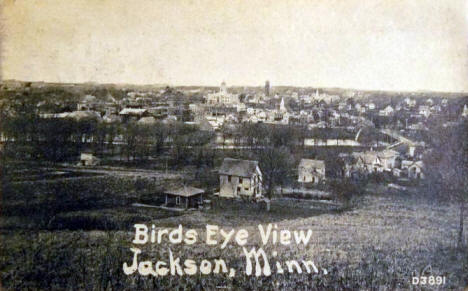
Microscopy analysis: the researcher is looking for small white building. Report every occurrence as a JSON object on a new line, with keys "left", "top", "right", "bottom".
{"left": 379, "top": 105, "right": 394, "bottom": 116}
{"left": 402, "top": 160, "right": 424, "bottom": 179}
{"left": 79, "top": 153, "right": 100, "bottom": 166}
{"left": 298, "top": 159, "right": 326, "bottom": 184}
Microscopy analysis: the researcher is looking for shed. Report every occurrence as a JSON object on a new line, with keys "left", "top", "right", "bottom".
{"left": 164, "top": 186, "right": 205, "bottom": 209}
{"left": 79, "top": 153, "right": 100, "bottom": 166}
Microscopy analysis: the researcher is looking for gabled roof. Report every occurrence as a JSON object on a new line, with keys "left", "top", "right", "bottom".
{"left": 165, "top": 185, "right": 204, "bottom": 197}
{"left": 219, "top": 158, "right": 260, "bottom": 177}
{"left": 402, "top": 160, "right": 424, "bottom": 168}
{"left": 299, "top": 159, "right": 325, "bottom": 169}
{"left": 378, "top": 149, "right": 399, "bottom": 159}
{"left": 353, "top": 151, "right": 381, "bottom": 165}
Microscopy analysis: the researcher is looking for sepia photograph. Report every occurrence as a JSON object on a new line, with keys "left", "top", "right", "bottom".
{"left": 1, "top": 0, "right": 467, "bottom": 289}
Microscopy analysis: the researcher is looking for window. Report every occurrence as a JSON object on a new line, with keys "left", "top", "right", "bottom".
{"left": 237, "top": 187, "right": 241, "bottom": 192}
{"left": 239, "top": 177, "right": 243, "bottom": 184}
{"left": 245, "top": 187, "right": 249, "bottom": 191}
{"left": 228, "top": 175, "right": 231, "bottom": 182}
{"left": 175, "top": 196, "right": 180, "bottom": 205}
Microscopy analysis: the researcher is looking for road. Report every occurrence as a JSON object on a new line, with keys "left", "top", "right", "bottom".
{"left": 380, "top": 129, "right": 417, "bottom": 146}
{"left": 48, "top": 165, "right": 181, "bottom": 180}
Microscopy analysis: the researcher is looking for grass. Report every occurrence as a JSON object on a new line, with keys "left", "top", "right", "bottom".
{"left": 1, "top": 168, "right": 467, "bottom": 290}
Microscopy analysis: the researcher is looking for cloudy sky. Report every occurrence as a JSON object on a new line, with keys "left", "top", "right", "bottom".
{"left": 1, "top": 0, "right": 467, "bottom": 91}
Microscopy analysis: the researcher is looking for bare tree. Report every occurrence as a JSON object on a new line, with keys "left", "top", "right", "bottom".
{"left": 258, "top": 146, "right": 292, "bottom": 199}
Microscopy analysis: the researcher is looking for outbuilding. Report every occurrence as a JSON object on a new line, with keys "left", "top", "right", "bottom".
{"left": 164, "top": 186, "right": 205, "bottom": 209}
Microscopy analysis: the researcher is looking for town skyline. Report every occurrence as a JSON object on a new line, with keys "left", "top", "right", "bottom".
{"left": 3, "top": 78, "right": 468, "bottom": 96}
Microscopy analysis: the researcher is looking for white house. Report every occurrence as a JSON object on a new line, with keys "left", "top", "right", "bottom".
{"left": 79, "top": 153, "right": 100, "bottom": 166}
{"left": 366, "top": 102, "right": 376, "bottom": 110}
{"left": 418, "top": 105, "right": 431, "bottom": 117}
{"left": 404, "top": 98, "right": 416, "bottom": 107}
{"left": 401, "top": 160, "right": 424, "bottom": 179}
{"left": 218, "top": 158, "right": 263, "bottom": 199}
{"left": 352, "top": 149, "right": 399, "bottom": 174}
{"left": 353, "top": 152, "right": 384, "bottom": 173}
{"left": 379, "top": 105, "right": 394, "bottom": 116}
{"left": 298, "top": 159, "right": 326, "bottom": 184}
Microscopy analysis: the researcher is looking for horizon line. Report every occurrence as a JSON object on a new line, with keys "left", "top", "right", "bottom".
{"left": 2, "top": 79, "right": 468, "bottom": 95}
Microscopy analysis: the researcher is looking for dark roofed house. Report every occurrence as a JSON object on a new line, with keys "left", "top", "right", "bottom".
{"left": 164, "top": 185, "right": 204, "bottom": 209}
{"left": 119, "top": 108, "right": 149, "bottom": 123}
{"left": 218, "top": 158, "right": 262, "bottom": 199}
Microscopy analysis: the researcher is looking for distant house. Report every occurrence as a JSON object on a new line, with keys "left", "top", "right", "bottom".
{"left": 103, "top": 114, "right": 122, "bottom": 123}
{"left": 379, "top": 105, "right": 394, "bottom": 116}
{"left": 378, "top": 149, "right": 400, "bottom": 170}
{"left": 164, "top": 185, "right": 204, "bottom": 209}
{"left": 55, "top": 110, "right": 102, "bottom": 121}
{"left": 119, "top": 108, "right": 148, "bottom": 123}
{"left": 354, "top": 152, "right": 384, "bottom": 173}
{"left": 137, "top": 116, "right": 157, "bottom": 125}
{"left": 298, "top": 159, "right": 326, "bottom": 184}
{"left": 218, "top": 158, "right": 262, "bottom": 199}
{"left": 79, "top": 153, "right": 100, "bottom": 166}
{"left": 77, "top": 95, "right": 98, "bottom": 111}
{"left": 366, "top": 102, "right": 376, "bottom": 110}
{"left": 404, "top": 97, "right": 416, "bottom": 107}
{"left": 352, "top": 149, "right": 399, "bottom": 174}
{"left": 401, "top": 160, "right": 424, "bottom": 179}
{"left": 418, "top": 105, "right": 431, "bottom": 117}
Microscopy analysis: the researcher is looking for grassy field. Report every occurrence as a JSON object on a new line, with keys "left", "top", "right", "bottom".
{"left": 1, "top": 170, "right": 467, "bottom": 290}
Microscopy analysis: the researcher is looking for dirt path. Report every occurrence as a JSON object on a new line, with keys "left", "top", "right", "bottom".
{"left": 51, "top": 165, "right": 181, "bottom": 180}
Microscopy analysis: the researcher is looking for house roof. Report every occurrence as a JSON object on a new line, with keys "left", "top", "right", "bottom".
{"left": 138, "top": 116, "right": 157, "bottom": 125}
{"left": 353, "top": 151, "right": 380, "bottom": 164}
{"left": 165, "top": 185, "right": 204, "bottom": 197}
{"left": 402, "top": 160, "right": 424, "bottom": 168}
{"left": 119, "top": 108, "right": 147, "bottom": 116}
{"left": 379, "top": 149, "right": 399, "bottom": 158}
{"left": 66, "top": 110, "right": 102, "bottom": 121}
{"left": 353, "top": 149, "right": 398, "bottom": 164}
{"left": 299, "top": 159, "right": 325, "bottom": 169}
{"left": 103, "top": 114, "right": 121, "bottom": 123}
{"left": 219, "top": 158, "right": 260, "bottom": 177}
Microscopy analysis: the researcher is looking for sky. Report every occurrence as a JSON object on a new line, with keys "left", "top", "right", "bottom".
{"left": 1, "top": 0, "right": 468, "bottom": 92}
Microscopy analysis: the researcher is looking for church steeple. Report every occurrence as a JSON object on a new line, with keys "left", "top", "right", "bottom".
{"left": 279, "top": 97, "right": 286, "bottom": 112}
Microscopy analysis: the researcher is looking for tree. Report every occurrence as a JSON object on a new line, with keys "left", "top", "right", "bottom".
{"left": 329, "top": 179, "right": 364, "bottom": 209}
{"left": 425, "top": 119, "right": 468, "bottom": 247}
{"left": 121, "top": 123, "right": 138, "bottom": 161}
{"left": 150, "top": 122, "right": 168, "bottom": 155}
{"left": 258, "top": 146, "right": 292, "bottom": 199}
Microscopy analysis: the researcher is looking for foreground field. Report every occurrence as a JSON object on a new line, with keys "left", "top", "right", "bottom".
{"left": 1, "top": 174, "right": 467, "bottom": 290}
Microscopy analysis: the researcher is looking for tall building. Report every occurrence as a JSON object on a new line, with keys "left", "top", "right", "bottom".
{"left": 265, "top": 80, "right": 270, "bottom": 97}
{"left": 220, "top": 81, "right": 227, "bottom": 93}
{"left": 204, "top": 81, "right": 239, "bottom": 105}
